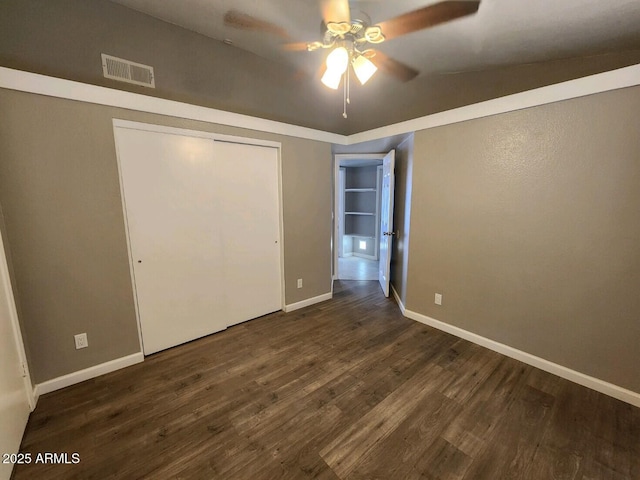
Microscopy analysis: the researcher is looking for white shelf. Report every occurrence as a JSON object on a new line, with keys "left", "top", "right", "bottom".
{"left": 340, "top": 165, "right": 383, "bottom": 260}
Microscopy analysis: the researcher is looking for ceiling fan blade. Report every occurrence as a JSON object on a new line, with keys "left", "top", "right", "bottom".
{"left": 223, "top": 10, "right": 290, "bottom": 40}
{"left": 369, "top": 50, "right": 419, "bottom": 82}
{"left": 320, "top": 0, "right": 351, "bottom": 24}
{"left": 378, "top": 1, "right": 480, "bottom": 41}
{"left": 282, "top": 42, "right": 311, "bottom": 51}
{"left": 289, "top": 61, "right": 326, "bottom": 84}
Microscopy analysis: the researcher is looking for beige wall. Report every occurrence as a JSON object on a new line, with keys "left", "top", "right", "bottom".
{"left": 3, "top": 69, "right": 639, "bottom": 397}
{"left": 0, "top": 88, "right": 332, "bottom": 384}
{"left": 390, "top": 135, "right": 414, "bottom": 304}
{"left": 407, "top": 86, "right": 640, "bottom": 392}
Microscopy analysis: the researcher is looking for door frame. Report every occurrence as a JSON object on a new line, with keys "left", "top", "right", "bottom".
{"left": 112, "top": 119, "right": 285, "bottom": 355}
{"left": 333, "top": 153, "right": 387, "bottom": 280}
{"left": 0, "top": 229, "right": 35, "bottom": 410}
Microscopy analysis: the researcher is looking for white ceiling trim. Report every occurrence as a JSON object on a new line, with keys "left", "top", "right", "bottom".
{"left": 347, "top": 63, "right": 640, "bottom": 144}
{"left": 0, "top": 67, "right": 346, "bottom": 144}
{"left": 1, "top": 65, "right": 639, "bottom": 146}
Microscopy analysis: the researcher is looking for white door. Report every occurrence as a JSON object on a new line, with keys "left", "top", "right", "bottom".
{"left": 378, "top": 150, "right": 396, "bottom": 297}
{"left": 116, "top": 127, "right": 282, "bottom": 354}
{"left": 214, "top": 141, "right": 282, "bottom": 326}
{"left": 0, "top": 233, "right": 33, "bottom": 480}
{"left": 117, "top": 129, "right": 226, "bottom": 354}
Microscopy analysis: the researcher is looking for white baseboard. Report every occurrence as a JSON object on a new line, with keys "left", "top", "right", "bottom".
{"left": 390, "top": 284, "right": 405, "bottom": 314}
{"left": 34, "top": 352, "right": 144, "bottom": 399}
{"left": 284, "top": 292, "right": 333, "bottom": 313}
{"left": 403, "top": 308, "right": 640, "bottom": 408}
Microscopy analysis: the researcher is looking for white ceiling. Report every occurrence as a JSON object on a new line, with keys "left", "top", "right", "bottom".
{"left": 109, "top": 0, "right": 640, "bottom": 79}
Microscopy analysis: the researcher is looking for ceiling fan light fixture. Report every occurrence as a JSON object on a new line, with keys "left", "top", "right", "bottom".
{"left": 224, "top": 0, "right": 483, "bottom": 117}
{"left": 321, "top": 68, "right": 342, "bottom": 90}
{"left": 325, "top": 46, "right": 349, "bottom": 74}
{"left": 352, "top": 54, "right": 378, "bottom": 85}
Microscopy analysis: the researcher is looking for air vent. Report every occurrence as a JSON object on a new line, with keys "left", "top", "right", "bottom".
{"left": 101, "top": 54, "right": 155, "bottom": 88}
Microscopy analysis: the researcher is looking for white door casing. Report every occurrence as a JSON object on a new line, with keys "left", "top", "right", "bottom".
{"left": 337, "top": 168, "right": 345, "bottom": 260}
{"left": 0, "top": 231, "right": 33, "bottom": 480}
{"left": 333, "top": 153, "right": 387, "bottom": 279}
{"left": 378, "top": 150, "right": 396, "bottom": 297}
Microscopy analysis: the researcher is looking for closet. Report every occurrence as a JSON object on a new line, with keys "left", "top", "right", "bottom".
{"left": 341, "top": 165, "right": 382, "bottom": 260}
{"left": 114, "top": 121, "right": 282, "bottom": 355}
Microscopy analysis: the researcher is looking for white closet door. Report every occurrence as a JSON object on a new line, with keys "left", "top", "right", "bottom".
{"left": 116, "top": 127, "right": 283, "bottom": 355}
{"left": 215, "top": 141, "right": 282, "bottom": 326}
{"left": 117, "top": 128, "right": 226, "bottom": 355}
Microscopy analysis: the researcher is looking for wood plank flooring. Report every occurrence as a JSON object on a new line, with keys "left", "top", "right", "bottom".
{"left": 13, "top": 281, "right": 640, "bottom": 479}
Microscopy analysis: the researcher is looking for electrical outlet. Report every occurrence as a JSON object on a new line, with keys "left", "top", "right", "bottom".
{"left": 297, "top": 278, "right": 303, "bottom": 289}
{"left": 435, "top": 293, "right": 442, "bottom": 306}
{"left": 74, "top": 333, "right": 88, "bottom": 349}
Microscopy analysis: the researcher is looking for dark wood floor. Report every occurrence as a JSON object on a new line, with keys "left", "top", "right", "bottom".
{"left": 14, "top": 281, "right": 640, "bottom": 479}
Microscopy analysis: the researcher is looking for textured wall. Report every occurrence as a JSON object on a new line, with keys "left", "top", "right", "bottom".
{"left": 407, "top": 86, "right": 640, "bottom": 392}
{"left": 0, "top": 88, "right": 332, "bottom": 383}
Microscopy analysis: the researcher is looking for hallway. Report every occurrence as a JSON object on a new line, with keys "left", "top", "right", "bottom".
{"left": 337, "top": 256, "right": 378, "bottom": 281}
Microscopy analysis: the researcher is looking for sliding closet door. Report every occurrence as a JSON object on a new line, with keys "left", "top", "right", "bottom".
{"left": 116, "top": 126, "right": 283, "bottom": 355}
{"left": 215, "top": 141, "right": 282, "bottom": 326}
{"left": 117, "top": 128, "right": 226, "bottom": 354}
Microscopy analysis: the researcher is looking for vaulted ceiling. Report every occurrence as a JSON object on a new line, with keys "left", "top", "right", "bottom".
{"left": 108, "top": 0, "right": 640, "bottom": 133}
{"left": 2, "top": 0, "right": 640, "bottom": 135}
{"left": 109, "top": 0, "right": 640, "bottom": 78}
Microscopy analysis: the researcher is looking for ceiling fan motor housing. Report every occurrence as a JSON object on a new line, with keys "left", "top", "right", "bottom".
{"left": 319, "top": 18, "right": 385, "bottom": 54}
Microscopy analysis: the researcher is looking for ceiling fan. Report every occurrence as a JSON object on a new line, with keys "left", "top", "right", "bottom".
{"left": 224, "top": 0, "right": 481, "bottom": 117}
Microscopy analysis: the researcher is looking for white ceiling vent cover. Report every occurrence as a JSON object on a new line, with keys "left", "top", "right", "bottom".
{"left": 101, "top": 54, "right": 155, "bottom": 88}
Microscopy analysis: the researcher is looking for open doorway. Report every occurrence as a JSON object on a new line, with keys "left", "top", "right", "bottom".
{"left": 337, "top": 157, "right": 382, "bottom": 281}
{"left": 333, "top": 133, "right": 412, "bottom": 301}
{"left": 334, "top": 152, "right": 395, "bottom": 295}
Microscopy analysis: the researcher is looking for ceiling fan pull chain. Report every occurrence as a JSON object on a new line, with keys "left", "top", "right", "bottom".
{"left": 347, "top": 63, "right": 351, "bottom": 105}
{"left": 343, "top": 67, "right": 348, "bottom": 118}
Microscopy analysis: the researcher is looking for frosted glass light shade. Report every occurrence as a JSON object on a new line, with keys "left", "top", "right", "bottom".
{"left": 321, "top": 68, "right": 342, "bottom": 89}
{"left": 326, "top": 47, "right": 349, "bottom": 74}
{"left": 353, "top": 55, "right": 378, "bottom": 85}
